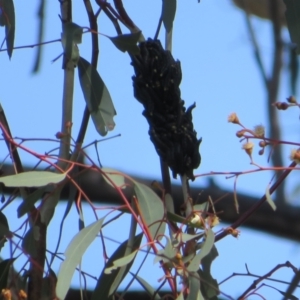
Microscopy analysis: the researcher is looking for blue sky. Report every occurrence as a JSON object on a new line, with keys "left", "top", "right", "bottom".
{"left": 0, "top": 0, "right": 300, "bottom": 298}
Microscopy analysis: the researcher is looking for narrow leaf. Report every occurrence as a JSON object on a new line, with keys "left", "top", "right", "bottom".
{"left": 22, "top": 227, "right": 38, "bottom": 257}
{"left": 0, "top": 211, "right": 9, "bottom": 251}
{"left": 199, "top": 245, "right": 219, "bottom": 299}
{"left": 78, "top": 57, "right": 116, "bottom": 136}
{"left": 134, "top": 182, "right": 165, "bottom": 241}
{"left": 0, "top": 0, "right": 15, "bottom": 58}
{"left": 0, "top": 171, "right": 66, "bottom": 187}
{"left": 91, "top": 233, "right": 143, "bottom": 300}
{"left": 162, "top": 0, "right": 177, "bottom": 33}
{"left": 154, "top": 236, "right": 177, "bottom": 264}
{"left": 109, "top": 31, "right": 141, "bottom": 54}
{"left": 176, "top": 293, "right": 184, "bottom": 300}
{"left": 174, "top": 232, "right": 204, "bottom": 244}
{"left": 61, "top": 22, "right": 82, "bottom": 63}
{"left": 265, "top": 184, "right": 276, "bottom": 211}
{"left": 188, "top": 229, "right": 215, "bottom": 272}
{"left": 284, "top": 0, "right": 300, "bottom": 54}
{"left": 104, "top": 250, "right": 138, "bottom": 274}
{"left": 17, "top": 187, "right": 47, "bottom": 217}
{"left": 193, "top": 201, "right": 209, "bottom": 213}
{"left": 0, "top": 211, "right": 9, "bottom": 237}
{"left": 101, "top": 168, "right": 126, "bottom": 189}
{"left": 0, "top": 259, "right": 15, "bottom": 290}
{"left": 62, "top": 22, "right": 83, "bottom": 45}
{"left": 289, "top": 46, "right": 299, "bottom": 94}
{"left": 186, "top": 272, "right": 205, "bottom": 300}
{"left": 133, "top": 274, "right": 161, "bottom": 300}
{"left": 56, "top": 218, "right": 104, "bottom": 300}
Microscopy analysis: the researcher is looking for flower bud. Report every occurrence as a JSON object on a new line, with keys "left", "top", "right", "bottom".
{"left": 287, "top": 96, "right": 297, "bottom": 104}
{"left": 228, "top": 113, "right": 240, "bottom": 124}
{"left": 290, "top": 149, "right": 300, "bottom": 164}
{"left": 55, "top": 132, "right": 64, "bottom": 139}
{"left": 236, "top": 130, "right": 245, "bottom": 138}
{"left": 253, "top": 125, "right": 265, "bottom": 137}
{"left": 242, "top": 142, "right": 254, "bottom": 157}
{"left": 259, "top": 140, "right": 267, "bottom": 147}
{"left": 274, "top": 102, "right": 289, "bottom": 110}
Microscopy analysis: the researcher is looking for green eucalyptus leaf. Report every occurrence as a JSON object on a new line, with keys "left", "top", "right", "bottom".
{"left": 22, "top": 227, "right": 38, "bottom": 257}
{"left": 0, "top": 212, "right": 9, "bottom": 252}
{"left": 284, "top": 0, "right": 300, "bottom": 54}
{"left": 91, "top": 233, "right": 143, "bottom": 300}
{"left": 101, "top": 168, "right": 126, "bottom": 189}
{"left": 187, "top": 272, "right": 205, "bottom": 300}
{"left": 0, "top": 258, "right": 15, "bottom": 290}
{"left": 78, "top": 57, "right": 116, "bottom": 136}
{"left": 162, "top": 0, "right": 177, "bottom": 33}
{"left": 133, "top": 181, "right": 165, "bottom": 241}
{"left": 0, "top": 0, "right": 15, "bottom": 58}
{"left": 17, "top": 187, "right": 47, "bottom": 217}
{"left": 109, "top": 31, "right": 141, "bottom": 54}
{"left": 0, "top": 171, "right": 66, "bottom": 187}
{"left": 104, "top": 250, "right": 138, "bottom": 274}
{"left": 61, "top": 22, "right": 83, "bottom": 63}
{"left": 154, "top": 236, "right": 177, "bottom": 264}
{"left": 133, "top": 274, "right": 161, "bottom": 300}
{"left": 173, "top": 232, "right": 204, "bottom": 244}
{"left": 198, "top": 245, "right": 219, "bottom": 299}
{"left": 56, "top": 218, "right": 105, "bottom": 300}
{"left": 188, "top": 229, "right": 215, "bottom": 272}
{"left": 41, "top": 268, "right": 57, "bottom": 300}
{"left": 289, "top": 46, "right": 299, "bottom": 95}
{"left": 176, "top": 293, "right": 184, "bottom": 300}
{"left": 193, "top": 202, "right": 209, "bottom": 213}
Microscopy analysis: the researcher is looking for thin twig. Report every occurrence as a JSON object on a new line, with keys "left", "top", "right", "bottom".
{"left": 238, "top": 261, "right": 297, "bottom": 299}
{"left": 215, "top": 161, "right": 296, "bottom": 242}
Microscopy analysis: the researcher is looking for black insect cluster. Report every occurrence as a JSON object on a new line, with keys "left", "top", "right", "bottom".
{"left": 131, "top": 39, "right": 201, "bottom": 180}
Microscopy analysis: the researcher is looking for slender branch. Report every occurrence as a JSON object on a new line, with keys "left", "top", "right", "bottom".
{"left": 242, "top": 1, "right": 285, "bottom": 206}
{"left": 215, "top": 161, "right": 296, "bottom": 242}
{"left": 0, "top": 38, "right": 61, "bottom": 52}
{"left": 113, "top": 0, "right": 141, "bottom": 32}
{"left": 238, "top": 261, "right": 297, "bottom": 299}
{"left": 74, "top": 0, "right": 100, "bottom": 149}
{"left": 267, "top": 0, "right": 285, "bottom": 206}
{"left": 243, "top": 10, "right": 268, "bottom": 87}
{"left": 27, "top": 1, "right": 74, "bottom": 299}
{"left": 284, "top": 268, "right": 300, "bottom": 300}
{"left": 95, "top": 0, "right": 122, "bottom": 35}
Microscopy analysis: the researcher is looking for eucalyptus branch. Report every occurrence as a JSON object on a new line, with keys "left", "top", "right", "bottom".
{"left": 238, "top": 261, "right": 297, "bottom": 299}
{"left": 95, "top": 0, "right": 122, "bottom": 35}
{"left": 219, "top": 265, "right": 300, "bottom": 288}
{"left": 26, "top": 2, "right": 75, "bottom": 299}
{"left": 215, "top": 160, "right": 296, "bottom": 243}
{"left": 113, "top": 0, "right": 141, "bottom": 33}
{"left": 242, "top": 1, "right": 285, "bottom": 206}
{"left": 74, "top": 0, "right": 100, "bottom": 149}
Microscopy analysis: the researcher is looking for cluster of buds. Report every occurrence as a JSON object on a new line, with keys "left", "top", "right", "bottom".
{"left": 274, "top": 96, "right": 298, "bottom": 110}
{"left": 131, "top": 39, "right": 201, "bottom": 179}
{"left": 189, "top": 212, "right": 219, "bottom": 229}
{"left": 228, "top": 113, "right": 268, "bottom": 158}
